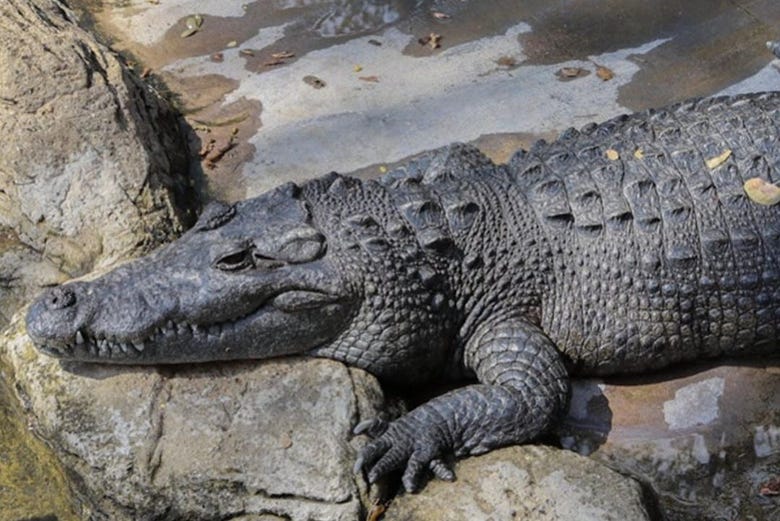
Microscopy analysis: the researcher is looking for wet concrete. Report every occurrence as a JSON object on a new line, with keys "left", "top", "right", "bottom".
{"left": 65, "top": 0, "right": 779, "bottom": 202}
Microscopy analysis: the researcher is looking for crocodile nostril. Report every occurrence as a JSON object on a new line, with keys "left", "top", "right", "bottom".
{"left": 45, "top": 286, "right": 76, "bottom": 310}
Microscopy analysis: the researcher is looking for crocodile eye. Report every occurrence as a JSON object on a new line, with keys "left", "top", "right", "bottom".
{"left": 213, "top": 250, "right": 253, "bottom": 271}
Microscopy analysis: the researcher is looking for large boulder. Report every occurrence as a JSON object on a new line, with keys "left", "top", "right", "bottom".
{"left": 384, "top": 445, "right": 658, "bottom": 521}
{"left": 3, "top": 316, "right": 383, "bottom": 520}
{"left": 0, "top": 0, "right": 196, "bottom": 328}
{"left": 561, "top": 363, "right": 780, "bottom": 520}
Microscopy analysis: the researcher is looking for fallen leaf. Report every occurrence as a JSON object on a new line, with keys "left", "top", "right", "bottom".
{"left": 367, "top": 501, "right": 388, "bottom": 521}
{"left": 379, "top": 165, "right": 388, "bottom": 173}
{"left": 210, "top": 52, "right": 224, "bottom": 63}
{"left": 353, "top": 65, "right": 363, "bottom": 72}
{"left": 496, "top": 56, "right": 517, "bottom": 68}
{"left": 198, "top": 138, "right": 216, "bottom": 158}
{"left": 226, "top": 40, "right": 238, "bottom": 48}
{"left": 181, "top": 14, "right": 203, "bottom": 38}
{"left": 279, "top": 432, "right": 293, "bottom": 449}
{"left": 140, "top": 67, "right": 152, "bottom": 79}
{"left": 744, "top": 178, "right": 780, "bottom": 206}
{"left": 555, "top": 67, "right": 589, "bottom": 80}
{"left": 759, "top": 476, "right": 780, "bottom": 496}
{"left": 595, "top": 65, "right": 615, "bottom": 81}
{"left": 606, "top": 149, "right": 620, "bottom": 161}
{"left": 359, "top": 75, "right": 380, "bottom": 83}
{"left": 634, "top": 149, "right": 644, "bottom": 159}
{"left": 431, "top": 11, "right": 450, "bottom": 20}
{"left": 303, "top": 75, "right": 326, "bottom": 89}
{"left": 239, "top": 49, "right": 255, "bottom": 57}
{"left": 271, "top": 51, "right": 295, "bottom": 59}
{"left": 204, "top": 138, "right": 236, "bottom": 168}
{"left": 418, "top": 32, "right": 442, "bottom": 49}
{"left": 705, "top": 149, "right": 732, "bottom": 169}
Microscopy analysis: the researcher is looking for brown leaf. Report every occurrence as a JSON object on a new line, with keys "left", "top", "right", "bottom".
{"left": 759, "top": 476, "right": 780, "bottom": 496}
{"left": 706, "top": 149, "right": 732, "bottom": 169}
{"left": 239, "top": 49, "right": 255, "bottom": 57}
{"left": 419, "top": 33, "right": 442, "bottom": 49}
{"left": 279, "top": 432, "right": 293, "bottom": 449}
{"left": 140, "top": 67, "right": 152, "bottom": 79}
{"left": 367, "top": 500, "right": 389, "bottom": 521}
{"left": 556, "top": 67, "right": 589, "bottom": 80}
{"left": 358, "top": 75, "right": 380, "bottom": 83}
{"left": 595, "top": 65, "right": 615, "bottom": 81}
{"left": 496, "top": 56, "right": 517, "bottom": 68}
{"left": 210, "top": 52, "right": 224, "bottom": 63}
{"left": 744, "top": 177, "right": 780, "bottom": 206}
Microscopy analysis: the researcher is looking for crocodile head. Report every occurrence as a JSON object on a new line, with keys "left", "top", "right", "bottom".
{"left": 25, "top": 182, "right": 358, "bottom": 364}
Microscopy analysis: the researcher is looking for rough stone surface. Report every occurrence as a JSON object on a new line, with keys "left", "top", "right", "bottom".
{"left": 384, "top": 445, "right": 656, "bottom": 521}
{"left": 3, "top": 314, "right": 383, "bottom": 520}
{"left": 0, "top": 0, "right": 195, "bottom": 329}
{"left": 560, "top": 363, "right": 780, "bottom": 521}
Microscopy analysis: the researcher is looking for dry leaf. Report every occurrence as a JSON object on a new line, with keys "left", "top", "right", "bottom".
{"left": 705, "top": 149, "right": 732, "bottom": 169}
{"left": 271, "top": 51, "right": 295, "bottom": 59}
{"left": 140, "top": 67, "right": 152, "bottom": 79}
{"left": 279, "top": 432, "right": 293, "bottom": 449}
{"left": 596, "top": 65, "right": 615, "bottom": 81}
{"left": 556, "top": 67, "right": 589, "bottom": 80}
{"left": 431, "top": 11, "right": 450, "bottom": 19}
{"left": 263, "top": 59, "right": 286, "bottom": 67}
{"left": 606, "top": 149, "right": 620, "bottom": 161}
{"left": 226, "top": 40, "right": 238, "bottom": 48}
{"left": 759, "top": 476, "right": 780, "bottom": 496}
{"left": 496, "top": 56, "right": 517, "bottom": 68}
{"left": 744, "top": 178, "right": 780, "bottom": 206}
{"left": 367, "top": 502, "right": 388, "bottom": 521}
{"left": 239, "top": 49, "right": 255, "bottom": 57}
{"left": 353, "top": 65, "right": 363, "bottom": 72}
{"left": 634, "top": 149, "right": 644, "bottom": 159}
{"left": 418, "top": 33, "right": 442, "bottom": 49}
{"left": 359, "top": 75, "right": 380, "bottom": 83}
{"left": 210, "top": 52, "right": 224, "bottom": 63}
{"left": 379, "top": 165, "right": 388, "bottom": 173}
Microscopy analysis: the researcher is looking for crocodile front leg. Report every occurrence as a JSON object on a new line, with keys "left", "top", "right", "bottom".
{"left": 353, "top": 314, "right": 570, "bottom": 492}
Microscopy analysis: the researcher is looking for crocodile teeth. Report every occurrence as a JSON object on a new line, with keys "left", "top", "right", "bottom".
{"left": 75, "top": 330, "right": 85, "bottom": 345}
{"left": 132, "top": 340, "right": 145, "bottom": 352}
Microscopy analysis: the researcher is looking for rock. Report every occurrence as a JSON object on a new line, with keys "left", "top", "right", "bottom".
{"left": 3, "top": 315, "right": 385, "bottom": 520}
{"left": 0, "top": 0, "right": 196, "bottom": 330}
{"left": 560, "top": 363, "right": 780, "bottom": 521}
{"left": 383, "top": 445, "right": 657, "bottom": 521}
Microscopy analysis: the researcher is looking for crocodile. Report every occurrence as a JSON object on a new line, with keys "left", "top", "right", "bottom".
{"left": 26, "top": 92, "right": 780, "bottom": 492}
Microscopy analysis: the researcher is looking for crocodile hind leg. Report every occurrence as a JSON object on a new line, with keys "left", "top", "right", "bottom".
{"left": 353, "top": 314, "right": 570, "bottom": 492}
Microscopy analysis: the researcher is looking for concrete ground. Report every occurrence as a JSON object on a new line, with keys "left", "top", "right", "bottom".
{"left": 78, "top": 0, "right": 779, "bottom": 202}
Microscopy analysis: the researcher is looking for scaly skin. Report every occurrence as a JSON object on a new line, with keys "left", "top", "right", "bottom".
{"left": 26, "top": 92, "right": 780, "bottom": 491}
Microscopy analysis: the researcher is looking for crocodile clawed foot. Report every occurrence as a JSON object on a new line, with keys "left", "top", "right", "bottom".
{"left": 353, "top": 412, "right": 456, "bottom": 492}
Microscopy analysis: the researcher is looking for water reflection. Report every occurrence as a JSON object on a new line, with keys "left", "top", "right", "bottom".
{"left": 275, "top": 0, "right": 422, "bottom": 36}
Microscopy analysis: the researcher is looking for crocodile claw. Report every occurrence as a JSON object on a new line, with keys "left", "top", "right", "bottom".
{"left": 353, "top": 413, "right": 456, "bottom": 492}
